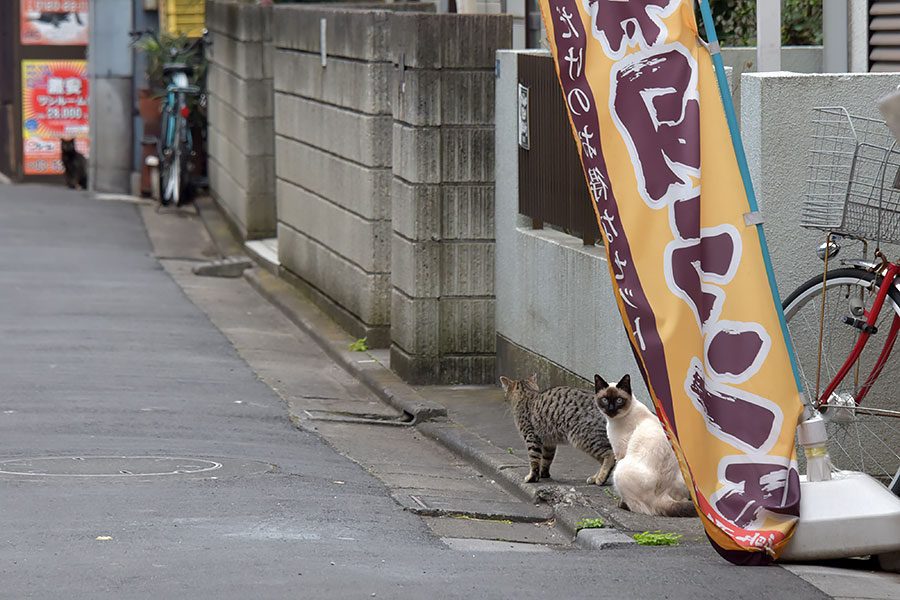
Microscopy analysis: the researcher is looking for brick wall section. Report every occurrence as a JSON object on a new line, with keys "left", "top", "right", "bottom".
{"left": 390, "top": 13, "right": 511, "bottom": 384}
{"left": 205, "top": 0, "right": 275, "bottom": 240}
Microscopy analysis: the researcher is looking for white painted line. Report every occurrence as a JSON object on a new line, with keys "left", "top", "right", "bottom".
{"left": 0, "top": 456, "right": 223, "bottom": 477}
{"left": 93, "top": 193, "right": 153, "bottom": 205}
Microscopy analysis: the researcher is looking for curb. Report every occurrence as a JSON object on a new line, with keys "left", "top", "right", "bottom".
{"left": 575, "top": 528, "right": 636, "bottom": 551}
{"left": 243, "top": 268, "right": 447, "bottom": 424}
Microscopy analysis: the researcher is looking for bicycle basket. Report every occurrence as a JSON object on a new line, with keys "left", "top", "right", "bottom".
{"left": 803, "top": 106, "right": 900, "bottom": 244}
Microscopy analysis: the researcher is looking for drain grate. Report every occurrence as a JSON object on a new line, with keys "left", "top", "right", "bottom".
{"left": 302, "top": 409, "right": 414, "bottom": 426}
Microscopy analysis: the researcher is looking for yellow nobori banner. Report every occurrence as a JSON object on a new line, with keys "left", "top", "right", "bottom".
{"left": 538, "top": 0, "right": 804, "bottom": 562}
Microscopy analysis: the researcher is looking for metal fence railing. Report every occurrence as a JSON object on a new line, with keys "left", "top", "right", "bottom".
{"left": 517, "top": 52, "right": 601, "bottom": 245}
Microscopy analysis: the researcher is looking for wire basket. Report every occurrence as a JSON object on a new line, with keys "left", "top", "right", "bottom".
{"left": 803, "top": 106, "right": 900, "bottom": 245}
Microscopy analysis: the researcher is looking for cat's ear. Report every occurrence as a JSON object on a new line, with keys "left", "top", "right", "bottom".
{"left": 525, "top": 374, "right": 539, "bottom": 391}
{"left": 594, "top": 374, "right": 608, "bottom": 393}
{"left": 617, "top": 374, "right": 631, "bottom": 395}
{"left": 499, "top": 376, "right": 512, "bottom": 392}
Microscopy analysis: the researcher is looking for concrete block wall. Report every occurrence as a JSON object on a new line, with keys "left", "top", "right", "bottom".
{"left": 206, "top": 3, "right": 508, "bottom": 384}
{"left": 206, "top": 0, "right": 276, "bottom": 240}
{"left": 390, "top": 13, "right": 511, "bottom": 384}
{"left": 271, "top": 6, "right": 398, "bottom": 348}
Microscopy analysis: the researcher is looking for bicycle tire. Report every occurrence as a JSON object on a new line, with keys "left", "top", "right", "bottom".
{"left": 783, "top": 267, "right": 900, "bottom": 485}
{"left": 158, "top": 106, "right": 179, "bottom": 207}
{"left": 175, "top": 136, "right": 192, "bottom": 206}
{"left": 158, "top": 100, "right": 192, "bottom": 207}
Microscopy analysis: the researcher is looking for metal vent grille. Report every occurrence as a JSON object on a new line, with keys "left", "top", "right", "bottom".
{"left": 871, "top": 0, "right": 900, "bottom": 71}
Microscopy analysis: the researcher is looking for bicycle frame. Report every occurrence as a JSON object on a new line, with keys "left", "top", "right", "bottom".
{"left": 814, "top": 258, "right": 900, "bottom": 409}
{"left": 161, "top": 72, "right": 192, "bottom": 155}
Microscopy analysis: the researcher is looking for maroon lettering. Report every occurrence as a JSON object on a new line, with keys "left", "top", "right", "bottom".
{"left": 686, "top": 360, "right": 780, "bottom": 453}
{"left": 586, "top": 0, "right": 675, "bottom": 56}
{"left": 672, "top": 196, "right": 700, "bottom": 240}
{"left": 613, "top": 49, "right": 700, "bottom": 205}
{"left": 708, "top": 330, "right": 765, "bottom": 379}
{"left": 713, "top": 460, "right": 801, "bottom": 528}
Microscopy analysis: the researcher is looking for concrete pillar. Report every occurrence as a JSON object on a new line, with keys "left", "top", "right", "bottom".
{"left": 88, "top": 0, "right": 134, "bottom": 192}
{"left": 389, "top": 13, "right": 511, "bottom": 384}
{"left": 271, "top": 6, "right": 395, "bottom": 347}
{"left": 848, "top": 0, "right": 870, "bottom": 73}
{"left": 823, "top": 0, "right": 848, "bottom": 73}
{"left": 756, "top": 0, "right": 781, "bottom": 72}
{"left": 206, "top": 0, "right": 275, "bottom": 240}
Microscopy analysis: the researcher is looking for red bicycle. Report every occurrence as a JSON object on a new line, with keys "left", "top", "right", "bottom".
{"left": 782, "top": 107, "right": 900, "bottom": 493}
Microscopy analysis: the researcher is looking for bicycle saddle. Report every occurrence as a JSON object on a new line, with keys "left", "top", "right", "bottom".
{"left": 162, "top": 62, "right": 194, "bottom": 77}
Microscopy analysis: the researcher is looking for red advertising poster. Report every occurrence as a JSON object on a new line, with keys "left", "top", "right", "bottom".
{"left": 21, "top": 60, "right": 90, "bottom": 175}
{"left": 20, "top": 0, "right": 89, "bottom": 46}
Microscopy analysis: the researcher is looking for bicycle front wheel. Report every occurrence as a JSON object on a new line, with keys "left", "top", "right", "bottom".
{"left": 783, "top": 267, "right": 900, "bottom": 485}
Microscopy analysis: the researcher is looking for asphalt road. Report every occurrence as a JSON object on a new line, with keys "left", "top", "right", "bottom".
{"left": 0, "top": 184, "right": 832, "bottom": 599}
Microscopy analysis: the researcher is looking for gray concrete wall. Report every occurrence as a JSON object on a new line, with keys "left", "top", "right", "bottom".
{"left": 721, "top": 46, "right": 822, "bottom": 121}
{"left": 267, "top": 5, "right": 508, "bottom": 385}
{"left": 206, "top": 0, "right": 275, "bottom": 240}
{"left": 740, "top": 71, "right": 900, "bottom": 294}
{"left": 89, "top": 0, "right": 134, "bottom": 193}
{"left": 494, "top": 50, "right": 651, "bottom": 401}
{"left": 390, "top": 13, "right": 511, "bottom": 384}
{"left": 271, "top": 6, "right": 397, "bottom": 349}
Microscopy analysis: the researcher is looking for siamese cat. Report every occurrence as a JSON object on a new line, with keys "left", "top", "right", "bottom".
{"left": 594, "top": 374, "right": 695, "bottom": 518}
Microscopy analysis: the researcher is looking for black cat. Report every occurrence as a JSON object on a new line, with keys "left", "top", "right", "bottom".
{"left": 60, "top": 138, "right": 87, "bottom": 189}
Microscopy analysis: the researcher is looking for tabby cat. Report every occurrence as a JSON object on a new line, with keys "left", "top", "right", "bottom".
{"left": 60, "top": 138, "right": 87, "bottom": 190}
{"left": 499, "top": 375, "right": 615, "bottom": 486}
{"left": 594, "top": 374, "right": 695, "bottom": 517}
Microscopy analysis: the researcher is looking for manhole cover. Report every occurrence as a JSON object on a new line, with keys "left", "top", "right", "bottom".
{"left": 0, "top": 456, "right": 223, "bottom": 477}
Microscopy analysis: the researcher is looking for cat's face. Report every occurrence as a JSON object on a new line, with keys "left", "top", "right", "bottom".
{"left": 60, "top": 138, "right": 75, "bottom": 152}
{"left": 594, "top": 374, "right": 632, "bottom": 419}
{"left": 499, "top": 375, "right": 539, "bottom": 405}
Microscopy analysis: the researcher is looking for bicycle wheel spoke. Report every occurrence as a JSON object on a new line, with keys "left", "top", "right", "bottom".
{"left": 783, "top": 268, "right": 900, "bottom": 484}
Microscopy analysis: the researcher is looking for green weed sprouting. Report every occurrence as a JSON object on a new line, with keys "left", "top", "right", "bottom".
{"left": 574, "top": 518, "right": 604, "bottom": 532}
{"left": 633, "top": 530, "right": 682, "bottom": 546}
{"left": 348, "top": 337, "right": 368, "bottom": 352}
